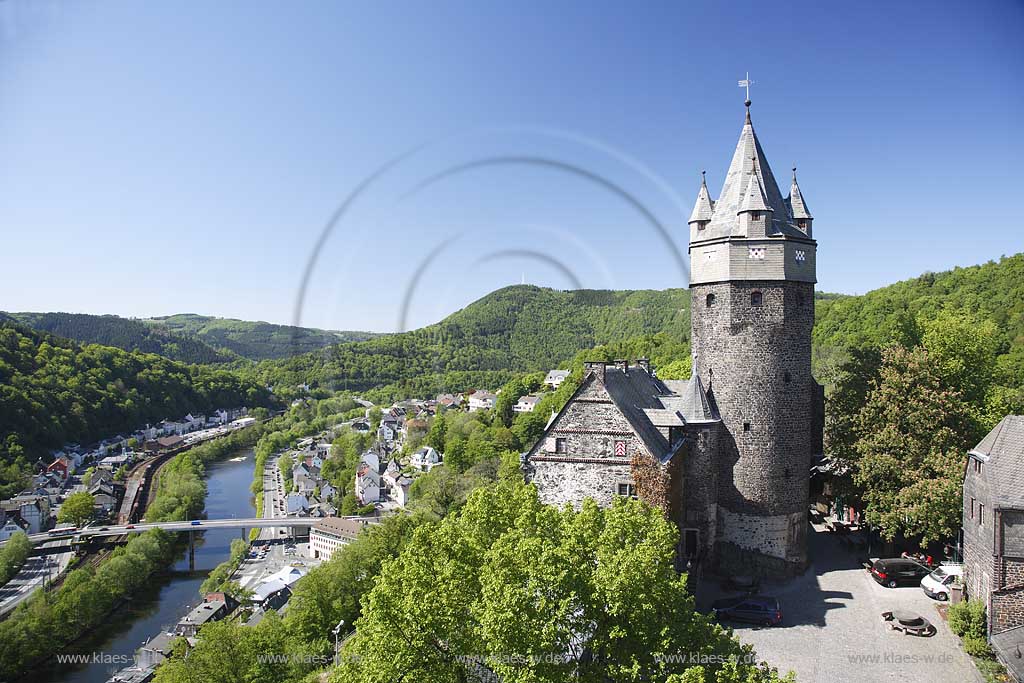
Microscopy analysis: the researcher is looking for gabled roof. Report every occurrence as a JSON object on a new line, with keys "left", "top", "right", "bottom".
{"left": 660, "top": 363, "right": 719, "bottom": 424}
{"left": 969, "top": 415, "right": 1024, "bottom": 508}
{"left": 599, "top": 363, "right": 720, "bottom": 464}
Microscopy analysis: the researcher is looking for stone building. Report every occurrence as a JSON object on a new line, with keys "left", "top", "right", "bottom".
{"left": 962, "top": 415, "right": 1024, "bottom": 639}
{"left": 524, "top": 101, "right": 823, "bottom": 577}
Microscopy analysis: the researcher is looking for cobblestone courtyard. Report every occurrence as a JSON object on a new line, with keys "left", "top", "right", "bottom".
{"left": 696, "top": 525, "right": 984, "bottom": 683}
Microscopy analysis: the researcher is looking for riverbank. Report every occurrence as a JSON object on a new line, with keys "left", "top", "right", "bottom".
{"left": 2, "top": 432, "right": 264, "bottom": 683}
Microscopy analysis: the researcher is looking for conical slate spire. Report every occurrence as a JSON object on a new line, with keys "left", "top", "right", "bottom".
{"left": 679, "top": 359, "right": 717, "bottom": 423}
{"left": 699, "top": 105, "right": 790, "bottom": 238}
{"left": 688, "top": 171, "right": 715, "bottom": 223}
{"left": 739, "top": 163, "right": 771, "bottom": 213}
{"left": 787, "top": 167, "right": 812, "bottom": 219}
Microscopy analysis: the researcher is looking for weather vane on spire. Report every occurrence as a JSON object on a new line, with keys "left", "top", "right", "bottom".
{"left": 738, "top": 72, "right": 754, "bottom": 106}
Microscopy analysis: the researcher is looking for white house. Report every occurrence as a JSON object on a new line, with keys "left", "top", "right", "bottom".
{"left": 377, "top": 422, "right": 397, "bottom": 443}
{"left": 309, "top": 517, "right": 368, "bottom": 560}
{"left": 355, "top": 465, "right": 380, "bottom": 506}
{"left": 382, "top": 459, "right": 402, "bottom": 488}
{"left": 468, "top": 391, "right": 497, "bottom": 412}
{"left": 514, "top": 395, "right": 541, "bottom": 413}
{"left": 1, "top": 497, "right": 48, "bottom": 534}
{"left": 320, "top": 482, "right": 336, "bottom": 501}
{"left": 285, "top": 493, "right": 310, "bottom": 515}
{"left": 0, "top": 512, "right": 28, "bottom": 541}
{"left": 391, "top": 475, "right": 413, "bottom": 507}
{"left": 410, "top": 446, "right": 442, "bottom": 472}
{"left": 359, "top": 450, "right": 380, "bottom": 473}
{"left": 544, "top": 369, "right": 570, "bottom": 389}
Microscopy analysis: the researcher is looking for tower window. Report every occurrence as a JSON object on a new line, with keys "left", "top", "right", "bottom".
{"left": 743, "top": 422, "right": 751, "bottom": 432}
{"left": 750, "top": 291, "right": 763, "bottom": 307}
{"left": 795, "top": 249, "right": 807, "bottom": 262}
{"left": 706, "top": 293, "right": 715, "bottom": 308}
{"left": 783, "top": 371, "right": 791, "bottom": 383}
{"left": 748, "top": 247, "right": 765, "bottom": 260}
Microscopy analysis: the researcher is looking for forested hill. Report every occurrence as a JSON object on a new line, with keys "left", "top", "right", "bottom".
{"left": 7, "top": 312, "right": 236, "bottom": 364}
{"left": 813, "top": 253, "right": 1024, "bottom": 375}
{"left": 252, "top": 254, "right": 1024, "bottom": 401}
{"left": 250, "top": 287, "right": 691, "bottom": 398}
{"left": 142, "top": 313, "right": 379, "bottom": 361}
{"left": 0, "top": 321, "right": 274, "bottom": 497}
{"left": 4, "top": 311, "right": 379, "bottom": 363}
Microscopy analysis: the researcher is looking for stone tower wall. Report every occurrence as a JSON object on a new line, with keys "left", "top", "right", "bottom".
{"left": 691, "top": 278, "right": 814, "bottom": 575}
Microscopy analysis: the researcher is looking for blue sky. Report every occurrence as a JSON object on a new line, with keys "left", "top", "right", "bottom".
{"left": 1, "top": 1, "right": 1022, "bottom": 332}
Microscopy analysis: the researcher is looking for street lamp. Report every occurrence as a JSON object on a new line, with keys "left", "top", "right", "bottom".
{"left": 332, "top": 618, "right": 345, "bottom": 663}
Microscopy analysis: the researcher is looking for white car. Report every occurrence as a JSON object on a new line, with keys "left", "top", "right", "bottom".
{"left": 920, "top": 564, "right": 963, "bottom": 601}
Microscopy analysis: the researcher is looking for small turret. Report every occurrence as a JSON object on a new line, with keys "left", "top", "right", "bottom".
{"left": 737, "top": 163, "right": 772, "bottom": 237}
{"left": 688, "top": 171, "right": 715, "bottom": 236}
{"left": 786, "top": 167, "right": 813, "bottom": 237}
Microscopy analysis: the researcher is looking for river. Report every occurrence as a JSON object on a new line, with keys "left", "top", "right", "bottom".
{"left": 35, "top": 448, "right": 257, "bottom": 683}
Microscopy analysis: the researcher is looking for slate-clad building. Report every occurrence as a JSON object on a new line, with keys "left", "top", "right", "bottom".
{"left": 524, "top": 100, "right": 823, "bottom": 577}
{"left": 963, "top": 415, "right": 1024, "bottom": 642}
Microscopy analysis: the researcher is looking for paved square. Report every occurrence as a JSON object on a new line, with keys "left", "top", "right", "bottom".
{"left": 695, "top": 526, "right": 983, "bottom": 683}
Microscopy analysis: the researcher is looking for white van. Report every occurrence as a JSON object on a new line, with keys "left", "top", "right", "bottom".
{"left": 920, "top": 564, "right": 963, "bottom": 601}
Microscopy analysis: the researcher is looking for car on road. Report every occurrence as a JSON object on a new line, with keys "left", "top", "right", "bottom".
{"left": 711, "top": 595, "right": 782, "bottom": 626}
{"left": 921, "top": 565, "right": 963, "bottom": 601}
{"left": 125, "top": 525, "right": 135, "bottom": 529}
{"left": 869, "top": 558, "right": 931, "bottom": 588}
{"left": 190, "top": 520, "right": 202, "bottom": 526}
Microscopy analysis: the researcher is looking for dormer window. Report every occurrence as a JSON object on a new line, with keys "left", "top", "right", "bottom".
{"left": 697, "top": 221, "right": 707, "bottom": 231}
{"left": 749, "top": 211, "right": 759, "bottom": 220}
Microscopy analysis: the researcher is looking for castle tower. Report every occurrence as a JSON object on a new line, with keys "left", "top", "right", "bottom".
{"left": 687, "top": 101, "right": 818, "bottom": 576}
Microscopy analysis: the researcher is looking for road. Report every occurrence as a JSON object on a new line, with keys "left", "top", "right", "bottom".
{"left": 0, "top": 542, "right": 73, "bottom": 617}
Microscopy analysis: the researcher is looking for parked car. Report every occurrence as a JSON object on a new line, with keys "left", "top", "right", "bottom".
{"left": 711, "top": 595, "right": 782, "bottom": 626}
{"left": 921, "top": 565, "right": 963, "bottom": 601}
{"left": 869, "top": 558, "right": 931, "bottom": 588}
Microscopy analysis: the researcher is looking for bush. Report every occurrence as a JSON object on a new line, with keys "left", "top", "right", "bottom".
{"left": 948, "top": 599, "right": 987, "bottom": 639}
{"left": 962, "top": 635, "right": 993, "bottom": 659}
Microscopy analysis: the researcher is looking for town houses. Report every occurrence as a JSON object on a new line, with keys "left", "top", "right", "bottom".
{"left": 0, "top": 406, "right": 251, "bottom": 535}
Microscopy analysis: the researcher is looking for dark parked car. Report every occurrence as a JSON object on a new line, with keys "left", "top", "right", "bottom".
{"left": 711, "top": 595, "right": 782, "bottom": 626}
{"left": 869, "top": 558, "right": 931, "bottom": 588}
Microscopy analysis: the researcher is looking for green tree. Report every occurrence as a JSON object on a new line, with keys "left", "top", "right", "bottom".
{"left": 334, "top": 482, "right": 791, "bottom": 683}
{"left": 0, "top": 532, "right": 31, "bottom": 585}
{"left": 426, "top": 411, "right": 448, "bottom": 452}
{"left": 58, "top": 491, "right": 96, "bottom": 527}
{"left": 852, "top": 345, "right": 975, "bottom": 543}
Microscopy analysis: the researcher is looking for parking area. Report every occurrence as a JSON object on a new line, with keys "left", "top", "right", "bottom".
{"left": 695, "top": 526, "right": 982, "bottom": 683}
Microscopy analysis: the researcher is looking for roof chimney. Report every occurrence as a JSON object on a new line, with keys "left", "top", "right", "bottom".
{"left": 615, "top": 359, "right": 629, "bottom": 373}
{"left": 637, "top": 357, "right": 651, "bottom": 374}
{"left": 584, "top": 361, "right": 607, "bottom": 382}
